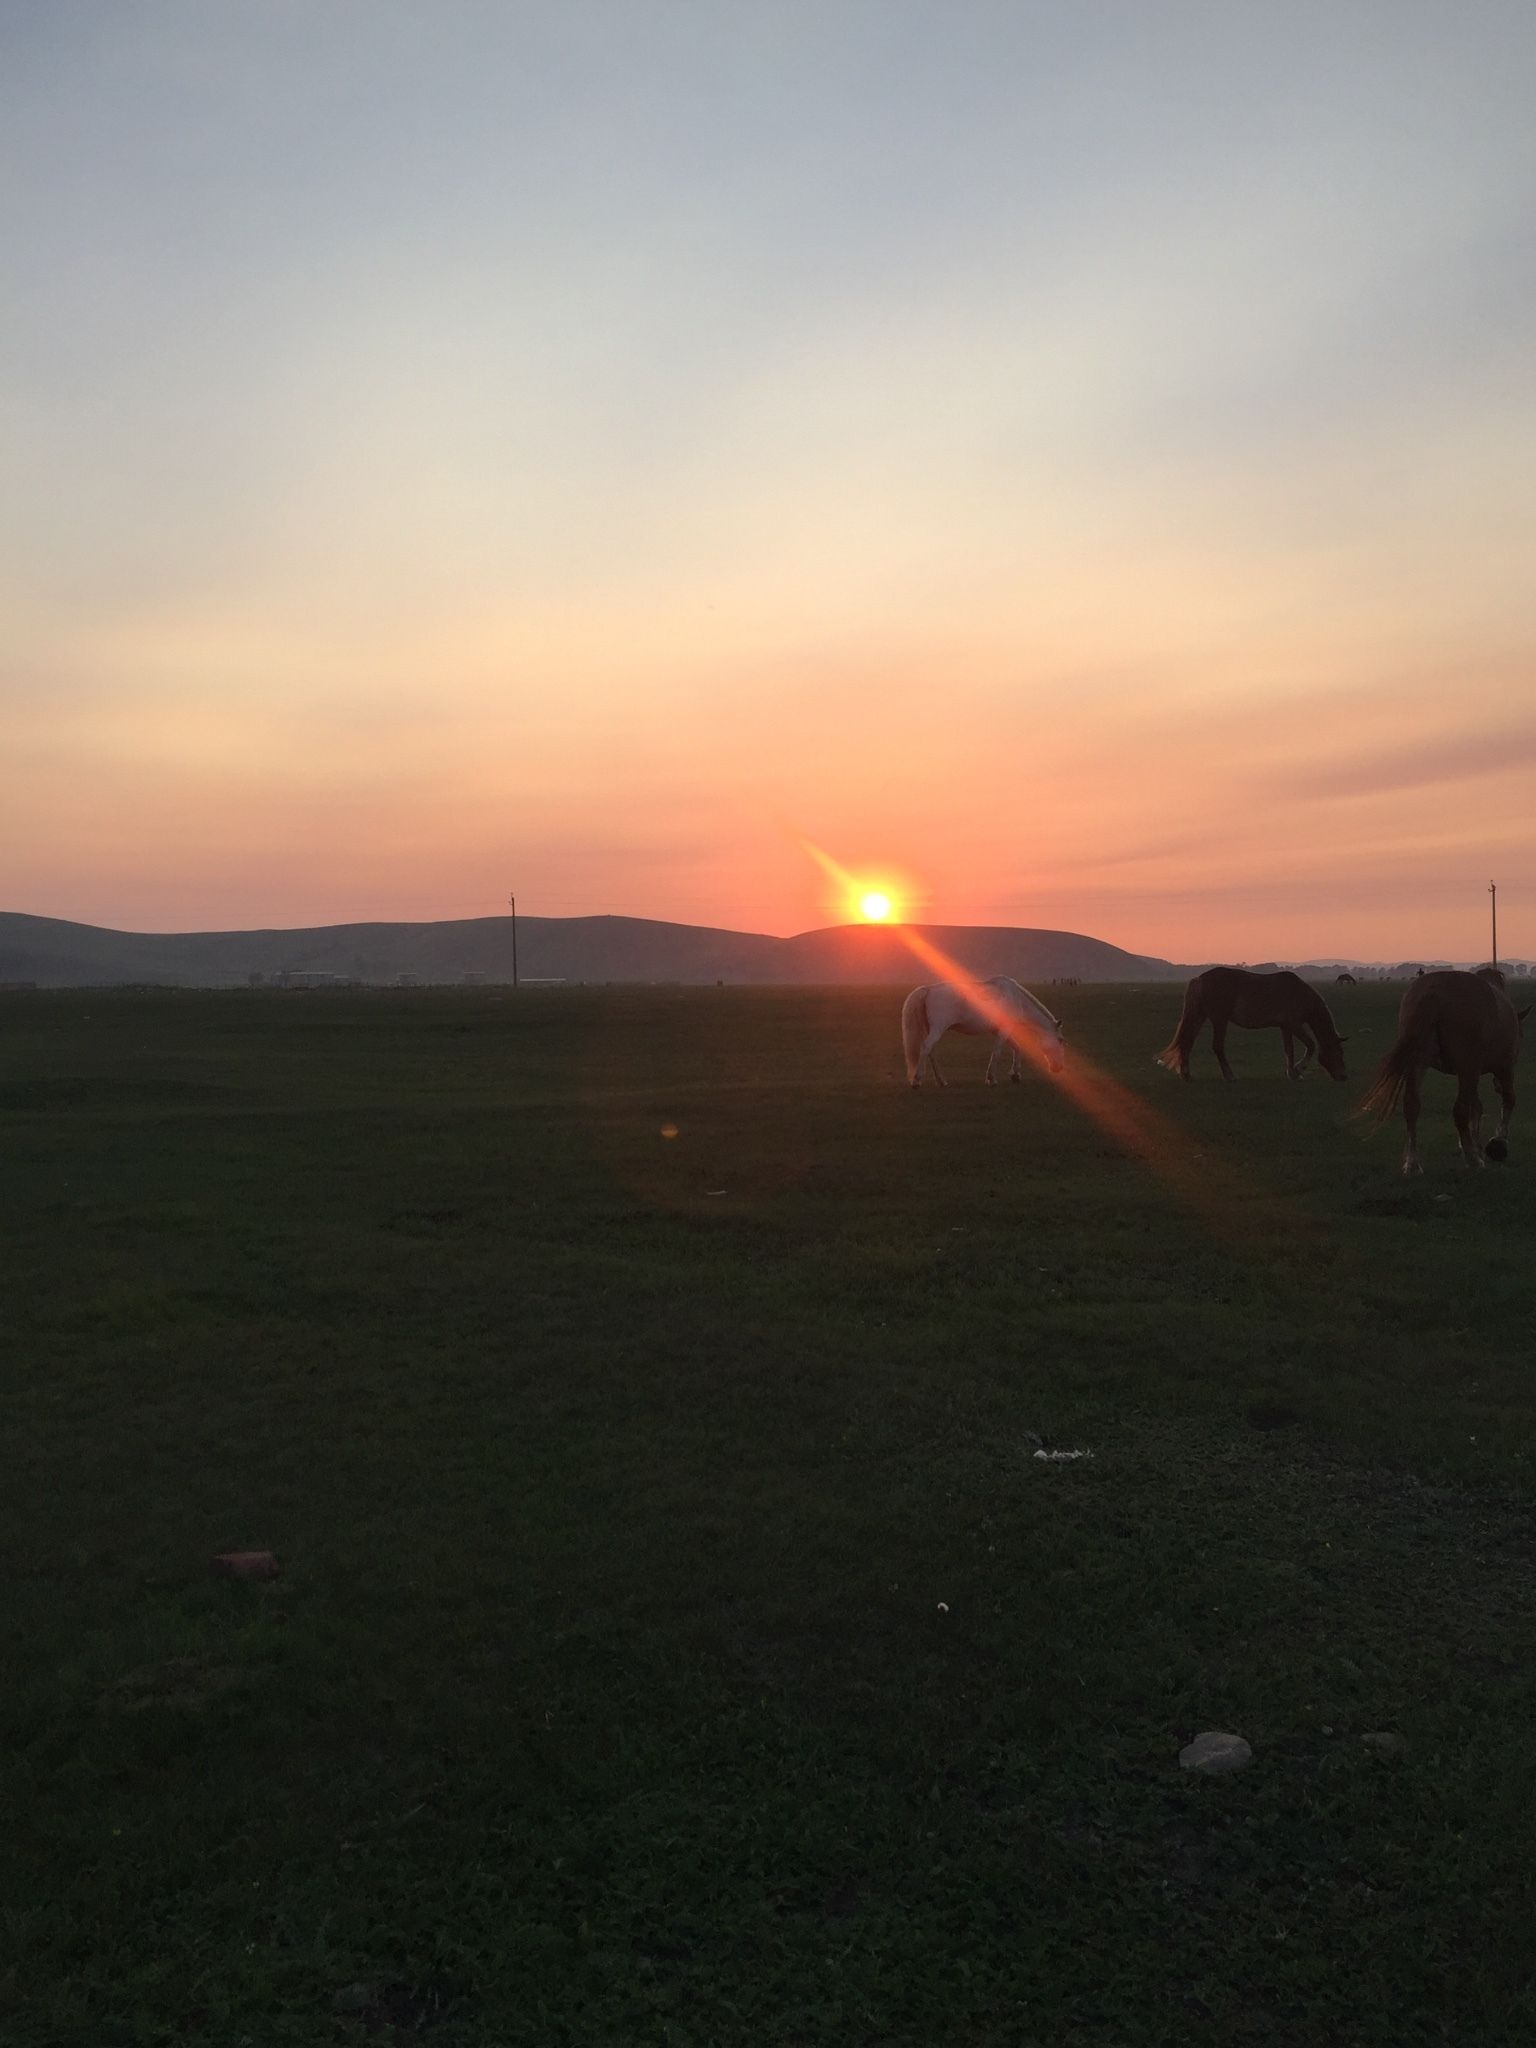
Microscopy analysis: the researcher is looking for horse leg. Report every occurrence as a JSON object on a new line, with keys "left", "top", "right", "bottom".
{"left": 1293, "top": 1024, "right": 1316, "bottom": 1077}
{"left": 1211, "top": 1018, "right": 1237, "bottom": 1082}
{"left": 923, "top": 1033, "right": 948, "bottom": 1088}
{"left": 1281, "top": 1029, "right": 1299, "bottom": 1080}
{"left": 1178, "top": 1007, "right": 1202, "bottom": 1080}
{"left": 1402, "top": 1064, "right": 1424, "bottom": 1176}
{"left": 1010, "top": 1040, "right": 1023, "bottom": 1083}
{"left": 985, "top": 1036, "right": 1001, "bottom": 1085}
{"left": 1452, "top": 1071, "right": 1485, "bottom": 1168}
{"left": 1487, "top": 1066, "right": 1515, "bottom": 1161}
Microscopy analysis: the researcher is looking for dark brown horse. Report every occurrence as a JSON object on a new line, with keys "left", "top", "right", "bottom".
{"left": 1156, "top": 967, "right": 1347, "bottom": 1082}
{"left": 1359, "top": 968, "right": 1526, "bottom": 1174}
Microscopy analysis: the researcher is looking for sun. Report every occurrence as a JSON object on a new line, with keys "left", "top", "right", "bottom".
{"left": 859, "top": 890, "right": 894, "bottom": 923}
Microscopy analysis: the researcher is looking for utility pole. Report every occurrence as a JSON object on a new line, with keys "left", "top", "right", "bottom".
{"left": 508, "top": 892, "right": 519, "bottom": 990}
{"left": 1489, "top": 880, "right": 1498, "bottom": 968}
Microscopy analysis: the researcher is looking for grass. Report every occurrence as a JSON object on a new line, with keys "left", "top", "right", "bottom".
{"left": 4, "top": 980, "right": 1535, "bottom": 2046}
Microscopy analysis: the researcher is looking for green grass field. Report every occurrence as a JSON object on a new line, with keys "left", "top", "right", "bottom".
{"left": 5, "top": 983, "right": 1535, "bottom": 2046}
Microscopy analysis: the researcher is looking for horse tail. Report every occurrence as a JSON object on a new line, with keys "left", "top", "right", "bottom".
{"left": 1357, "top": 1008, "right": 1435, "bottom": 1124}
{"left": 901, "top": 987, "right": 929, "bottom": 1084}
{"left": 1155, "top": 977, "right": 1204, "bottom": 1073}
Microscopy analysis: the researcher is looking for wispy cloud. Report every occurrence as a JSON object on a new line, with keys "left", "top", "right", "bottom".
{"left": 1259, "top": 722, "right": 1536, "bottom": 802}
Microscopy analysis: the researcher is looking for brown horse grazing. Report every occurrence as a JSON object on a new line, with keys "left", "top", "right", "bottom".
{"left": 1156, "top": 967, "right": 1348, "bottom": 1082}
{"left": 1359, "top": 968, "right": 1526, "bottom": 1174}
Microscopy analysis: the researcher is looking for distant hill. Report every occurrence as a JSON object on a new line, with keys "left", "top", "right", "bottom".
{"left": 768, "top": 923, "right": 1177, "bottom": 984}
{"left": 0, "top": 911, "right": 1184, "bottom": 988}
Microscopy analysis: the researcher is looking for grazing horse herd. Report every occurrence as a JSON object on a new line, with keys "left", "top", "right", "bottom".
{"left": 905, "top": 965, "right": 1527, "bottom": 1176}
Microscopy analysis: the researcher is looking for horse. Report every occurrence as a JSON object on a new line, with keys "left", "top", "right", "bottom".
{"left": 1358, "top": 968, "right": 1526, "bottom": 1174}
{"left": 1156, "top": 967, "right": 1347, "bottom": 1082}
{"left": 1335, "top": 971, "right": 1357, "bottom": 986}
{"left": 901, "top": 976, "right": 1066, "bottom": 1087}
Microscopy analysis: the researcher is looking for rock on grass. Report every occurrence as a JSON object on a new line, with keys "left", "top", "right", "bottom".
{"left": 1179, "top": 1731, "right": 1253, "bottom": 1775}
{"left": 1361, "top": 1731, "right": 1407, "bottom": 1757}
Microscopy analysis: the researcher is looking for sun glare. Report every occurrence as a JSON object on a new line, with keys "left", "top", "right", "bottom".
{"left": 859, "top": 890, "right": 893, "bottom": 923}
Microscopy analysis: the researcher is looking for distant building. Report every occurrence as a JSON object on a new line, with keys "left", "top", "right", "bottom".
{"left": 274, "top": 970, "right": 357, "bottom": 990}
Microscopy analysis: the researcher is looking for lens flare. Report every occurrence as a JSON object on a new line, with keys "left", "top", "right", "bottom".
{"left": 793, "top": 830, "right": 1263, "bottom": 1241}
{"left": 860, "top": 891, "right": 893, "bottom": 922}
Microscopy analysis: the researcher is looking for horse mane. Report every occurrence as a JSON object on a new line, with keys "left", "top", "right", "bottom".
{"left": 1000, "top": 977, "right": 1060, "bottom": 1029}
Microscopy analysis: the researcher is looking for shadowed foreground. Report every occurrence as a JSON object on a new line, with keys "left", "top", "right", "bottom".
{"left": 4, "top": 985, "right": 1534, "bottom": 2046}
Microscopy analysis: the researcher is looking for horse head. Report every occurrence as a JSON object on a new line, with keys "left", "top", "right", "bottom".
{"left": 1320, "top": 1035, "right": 1349, "bottom": 1082}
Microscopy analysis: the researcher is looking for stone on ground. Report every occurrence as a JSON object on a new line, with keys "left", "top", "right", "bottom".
{"left": 1179, "top": 1731, "right": 1252, "bottom": 1775}
{"left": 1361, "top": 1731, "right": 1407, "bottom": 1756}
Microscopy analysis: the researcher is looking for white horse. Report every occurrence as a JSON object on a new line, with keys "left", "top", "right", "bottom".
{"left": 901, "top": 976, "right": 1067, "bottom": 1087}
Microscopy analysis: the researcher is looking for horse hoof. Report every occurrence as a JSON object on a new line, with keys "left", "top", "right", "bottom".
{"left": 1402, "top": 1161, "right": 1423, "bottom": 1177}
{"left": 1010, "top": 1073, "right": 1022, "bottom": 1085}
{"left": 1486, "top": 1137, "right": 1509, "bottom": 1162}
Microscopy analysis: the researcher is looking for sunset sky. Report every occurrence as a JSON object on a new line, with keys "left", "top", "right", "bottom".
{"left": 3, "top": 3, "right": 1533, "bottom": 960}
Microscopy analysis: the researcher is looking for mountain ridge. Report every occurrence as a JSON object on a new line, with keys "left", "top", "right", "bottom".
{"left": 0, "top": 910, "right": 1184, "bottom": 987}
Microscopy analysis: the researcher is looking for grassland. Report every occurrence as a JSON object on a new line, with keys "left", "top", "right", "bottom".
{"left": 4, "top": 981, "right": 1535, "bottom": 2046}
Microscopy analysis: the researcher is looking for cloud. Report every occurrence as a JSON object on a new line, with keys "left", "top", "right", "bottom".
{"left": 1049, "top": 831, "right": 1221, "bottom": 872}
{"left": 1258, "top": 722, "right": 1536, "bottom": 802}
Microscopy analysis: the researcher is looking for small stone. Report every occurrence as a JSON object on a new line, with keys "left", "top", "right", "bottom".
{"left": 1361, "top": 1731, "right": 1406, "bottom": 1757}
{"left": 212, "top": 1551, "right": 279, "bottom": 1580}
{"left": 1179, "top": 1731, "right": 1252, "bottom": 1775}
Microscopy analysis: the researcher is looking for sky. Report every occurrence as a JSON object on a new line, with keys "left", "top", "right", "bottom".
{"left": 3, "top": 1, "right": 1534, "bottom": 961}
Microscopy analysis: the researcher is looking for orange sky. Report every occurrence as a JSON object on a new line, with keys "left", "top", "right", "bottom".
{"left": 3, "top": 7, "right": 1533, "bottom": 962}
